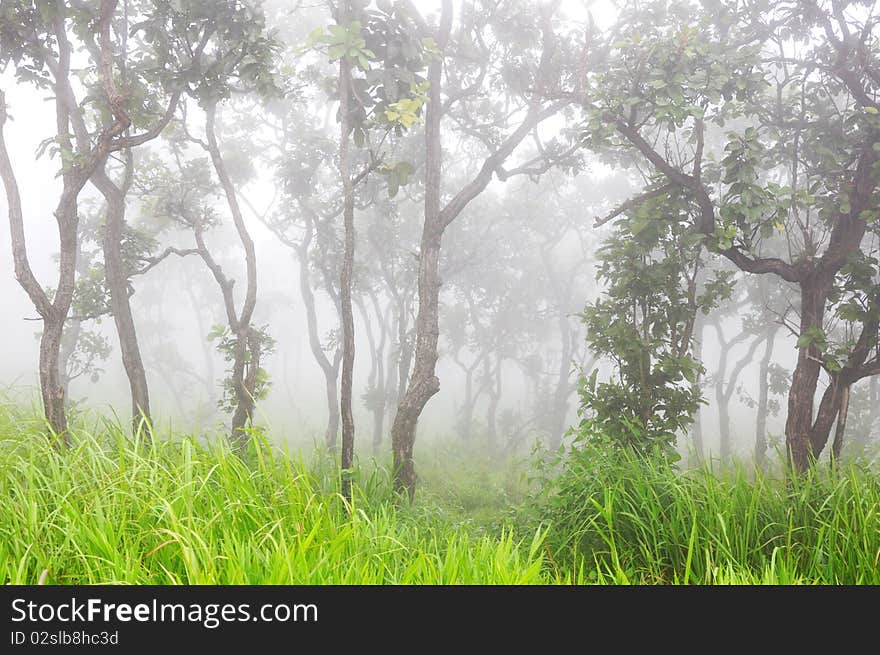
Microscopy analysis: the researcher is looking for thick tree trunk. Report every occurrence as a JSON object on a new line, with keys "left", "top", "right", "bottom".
{"left": 92, "top": 154, "right": 152, "bottom": 433}
{"left": 784, "top": 283, "right": 826, "bottom": 472}
{"left": 754, "top": 327, "right": 776, "bottom": 467}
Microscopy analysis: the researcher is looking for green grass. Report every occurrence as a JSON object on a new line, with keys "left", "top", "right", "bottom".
{"left": 0, "top": 406, "right": 550, "bottom": 584}
{"left": 538, "top": 446, "right": 880, "bottom": 584}
{"left": 1, "top": 402, "right": 878, "bottom": 584}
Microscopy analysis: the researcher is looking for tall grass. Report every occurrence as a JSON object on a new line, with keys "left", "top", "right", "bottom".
{"left": 539, "top": 446, "right": 880, "bottom": 584}
{"left": 2, "top": 402, "right": 878, "bottom": 584}
{"left": 0, "top": 409, "right": 549, "bottom": 584}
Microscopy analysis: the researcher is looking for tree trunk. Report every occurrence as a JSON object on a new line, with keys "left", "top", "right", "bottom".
{"left": 203, "top": 102, "right": 260, "bottom": 454}
{"left": 92, "top": 153, "right": 152, "bottom": 434}
{"left": 867, "top": 376, "right": 879, "bottom": 447}
{"left": 295, "top": 216, "right": 342, "bottom": 449}
{"left": 754, "top": 327, "right": 776, "bottom": 467}
{"left": 363, "top": 292, "right": 388, "bottom": 455}
{"left": 390, "top": 224, "right": 443, "bottom": 501}
{"left": 396, "top": 297, "right": 414, "bottom": 401}
{"left": 1, "top": 92, "right": 88, "bottom": 442}
{"left": 830, "top": 384, "right": 850, "bottom": 463}
{"left": 689, "top": 318, "right": 705, "bottom": 465}
{"left": 389, "top": 2, "right": 451, "bottom": 501}
{"left": 549, "top": 308, "right": 573, "bottom": 451}
{"left": 337, "top": 15, "right": 356, "bottom": 503}
{"left": 486, "top": 350, "right": 502, "bottom": 458}
{"left": 39, "top": 314, "right": 69, "bottom": 440}
{"left": 784, "top": 283, "right": 826, "bottom": 472}
{"left": 59, "top": 235, "right": 91, "bottom": 404}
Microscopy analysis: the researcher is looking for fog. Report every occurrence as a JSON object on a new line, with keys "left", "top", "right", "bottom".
{"left": 1, "top": 0, "right": 878, "bottom": 474}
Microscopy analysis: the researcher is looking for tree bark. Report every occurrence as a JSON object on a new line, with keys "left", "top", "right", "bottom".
{"left": 295, "top": 209, "right": 342, "bottom": 448}
{"left": 389, "top": 0, "right": 561, "bottom": 499}
{"left": 830, "top": 384, "right": 850, "bottom": 463}
{"left": 337, "top": 8, "right": 356, "bottom": 503}
{"left": 202, "top": 102, "right": 260, "bottom": 454}
{"left": 91, "top": 151, "right": 152, "bottom": 434}
{"left": 784, "top": 282, "right": 827, "bottom": 471}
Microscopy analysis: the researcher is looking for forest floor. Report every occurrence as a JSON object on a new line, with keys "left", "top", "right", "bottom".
{"left": 1, "top": 402, "right": 878, "bottom": 584}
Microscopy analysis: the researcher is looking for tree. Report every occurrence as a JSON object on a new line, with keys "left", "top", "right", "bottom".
{"left": 0, "top": 0, "right": 183, "bottom": 439}
{"left": 578, "top": 189, "right": 731, "bottom": 459}
{"left": 574, "top": 0, "right": 880, "bottom": 471}
{"left": 390, "top": 0, "right": 572, "bottom": 500}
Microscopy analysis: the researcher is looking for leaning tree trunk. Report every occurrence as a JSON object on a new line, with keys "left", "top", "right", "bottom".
{"left": 92, "top": 155, "right": 152, "bottom": 433}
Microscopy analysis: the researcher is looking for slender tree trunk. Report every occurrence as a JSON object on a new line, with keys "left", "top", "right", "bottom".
{"left": 185, "top": 283, "right": 218, "bottom": 413}
{"left": 459, "top": 359, "right": 477, "bottom": 442}
{"left": 202, "top": 102, "right": 260, "bottom": 455}
{"left": 689, "top": 318, "right": 705, "bottom": 465}
{"left": 754, "top": 327, "right": 776, "bottom": 467}
{"left": 337, "top": 14, "right": 356, "bottom": 503}
{"left": 830, "top": 384, "right": 850, "bottom": 463}
{"left": 59, "top": 235, "right": 89, "bottom": 402}
{"left": 384, "top": 308, "right": 400, "bottom": 429}
{"left": 868, "top": 376, "right": 879, "bottom": 446}
{"left": 397, "top": 298, "right": 414, "bottom": 401}
{"left": 364, "top": 292, "right": 388, "bottom": 455}
{"left": 295, "top": 220, "right": 342, "bottom": 448}
{"left": 92, "top": 153, "right": 152, "bottom": 433}
{"left": 486, "top": 349, "right": 502, "bottom": 458}
{"left": 549, "top": 309, "right": 573, "bottom": 451}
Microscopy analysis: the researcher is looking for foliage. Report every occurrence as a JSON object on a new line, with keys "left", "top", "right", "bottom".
{"left": 537, "top": 439, "right": 880, "bottom": 584}
{"left": 0, "top": 406, "right": 549, "bottom": 584}
{"left": 207, "top": 324, "right": 276, "bottom": 414}
{"left": 577, "top": 191, "right": 731, "bottom": 457}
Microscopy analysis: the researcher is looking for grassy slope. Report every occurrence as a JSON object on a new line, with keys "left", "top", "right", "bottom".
{"left": 1, "top": 404, "right": 878, "bottom": 584}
